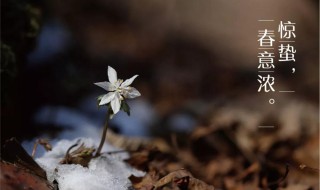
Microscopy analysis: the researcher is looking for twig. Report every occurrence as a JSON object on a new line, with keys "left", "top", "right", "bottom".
{"left": 31, "top": 141, "right": 39, "bottom": 158}
{"left": 31, "top": 139, "right": 52, "bottom": 158}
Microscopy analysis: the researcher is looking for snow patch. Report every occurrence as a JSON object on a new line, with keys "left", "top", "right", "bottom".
{"left": 36, "top": 138, "right": 145, "bottom": 190}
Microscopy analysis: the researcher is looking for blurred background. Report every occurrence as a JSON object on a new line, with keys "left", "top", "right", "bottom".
{"left": 1, "top": 0, "right": 319, "bottom": 188}
{"left": 1, "top": 0, "right": 319, "bottom": 146}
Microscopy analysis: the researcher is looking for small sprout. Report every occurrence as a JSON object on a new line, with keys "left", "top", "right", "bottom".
{"left": 60, "top": 142, "right": 95, "bottom": 167}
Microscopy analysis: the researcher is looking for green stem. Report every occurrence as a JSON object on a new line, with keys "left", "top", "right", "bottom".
{"left": 95, "top": 116, "right": 109, "bottom": 157}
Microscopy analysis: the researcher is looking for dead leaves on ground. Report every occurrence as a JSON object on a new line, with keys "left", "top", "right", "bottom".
{"left": 0, "top": 138, "right": 54, "bottom": 190}
{"left": 130, "top": 169, "right": 215, "bottom": 190}
{"left": 125, "top": 97, "right": 319, "bottom": 190}
{"left": 0, "top": 161, "right": 54, "bottom": 190}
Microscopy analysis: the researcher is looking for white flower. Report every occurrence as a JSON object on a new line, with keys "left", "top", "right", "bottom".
{"left": 94, "top": 66, "right": 141, "bottom": 114}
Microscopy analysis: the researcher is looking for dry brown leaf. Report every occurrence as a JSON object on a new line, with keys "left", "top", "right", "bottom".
{"left": 32, "top": 138, "right": 53, "bottom": 158}
{"left": 1, "top": 138, "right": 48, "bottom": 179}
{"left": 0, "top": 162, "right": 54, "bottom": 190}
{"left": 154, "top": 169, "right": 215, "bottom": 190}
{"left": 293, "top": 134, "right": 319, "bottom": 167}
{"left": 130, "top": 169, "right": 160, "bottom": 190}
{"left": 206, "top": 157, "right": 234, "bottom": 180}
{"left": 107, "top": 129, "right": 171, "bottom": 152}
{"left": 125, "top": 148, "right": 163, "bottom": 171}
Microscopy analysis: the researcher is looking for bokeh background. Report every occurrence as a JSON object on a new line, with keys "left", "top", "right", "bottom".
{"left": 1, "top": 0, "right": 319, "bottom": 145}
{"left": 2, "top": 0, "right": 319, "bottom": 189}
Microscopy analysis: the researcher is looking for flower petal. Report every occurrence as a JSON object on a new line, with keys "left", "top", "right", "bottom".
{"left": 94, "top": 81, "right": 115, "bottom": 91}
{"left": 120, "top": 75, "right": 138, "bottom": 88}
{"left": 123, "top": 87, "right": 141, "bottom": 99}
{"left": 111, "top": 92, "right": 121, "bottom": 114}
{"left": 108, "top": 66, "right": 118, "bottom": 84}
{"left": 99, "top": 92, "right": 115, "bottom": 105}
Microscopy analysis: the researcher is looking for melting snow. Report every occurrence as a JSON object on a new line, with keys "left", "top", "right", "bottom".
{"left": 36, "top": 138, "right": 145, "bottom": 190}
